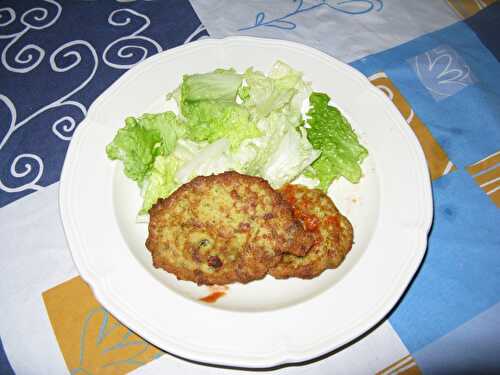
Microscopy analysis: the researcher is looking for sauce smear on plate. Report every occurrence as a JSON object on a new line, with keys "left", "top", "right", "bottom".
{"left": 200, "top": 291, "right": 226, "bottom": 303}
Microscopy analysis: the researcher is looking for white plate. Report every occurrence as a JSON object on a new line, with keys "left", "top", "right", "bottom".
{"left": 60, "top": 36, "right": 433, "bottom": 368}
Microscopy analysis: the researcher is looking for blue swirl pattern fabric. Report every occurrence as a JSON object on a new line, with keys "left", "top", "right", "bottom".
{"left": 0, "top": 0, "right": 207, "bottom": 207}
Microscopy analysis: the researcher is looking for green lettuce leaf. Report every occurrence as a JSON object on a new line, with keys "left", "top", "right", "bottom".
{"left": 169, "top": 68, "right": 261, "bottom": 151}
{"left": 260, "top": 125, "right": 320, "bottom": 188}
{"left": 134, "top": 112, "right": 184, "bottom": 154}
{"left": 181, "top": 100, "right": 261, "bottom": 150}
{"left": 306, "top": 92, "right": 368, "bottom": 190}
{"left": 237, "top": 111, "right": 320, "bottom": 188}
{"left": 240, "top": 61, "right": 311, "bottom": 120}
{"left": 106, "top": 111, "right": 183, "bottom": 186}
{"left": 140, "top": 154, "right": 180, "bottom": 214}
{"left": 106, "top": 117, "right": 161, "bottom": 185}
{"left": 174, "top": 138, "right": 234, "bottom": 184}
{"left": 181, "top": 68, "right": 242, "bottom": 104}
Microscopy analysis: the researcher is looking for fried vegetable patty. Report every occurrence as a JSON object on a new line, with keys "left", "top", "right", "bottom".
{"left": 270, "top": 184, "right": 353, "bottom": 279}
{"left": 146, "top": 172, "right": 314, "bottom": 285}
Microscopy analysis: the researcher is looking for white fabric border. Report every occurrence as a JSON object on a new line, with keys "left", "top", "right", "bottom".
{"left": 188, "top": 0, "right": 459, "bottom": 63}
{"left": 0, "top": 183, "right": 76, "bottom": 375}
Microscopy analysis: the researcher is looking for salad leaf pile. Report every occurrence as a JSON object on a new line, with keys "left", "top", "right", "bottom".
{"left": 106, "top": 61, "right": 368, "bottom": 216}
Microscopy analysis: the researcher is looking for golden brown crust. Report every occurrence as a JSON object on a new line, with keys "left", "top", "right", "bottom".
{"left": 146, "top": 172, "right": 314, "bottom": 285}
{"left": 270, "top": 184, "right": 354, "bottom": 279}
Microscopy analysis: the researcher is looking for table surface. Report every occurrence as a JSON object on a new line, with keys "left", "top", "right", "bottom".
{"left": 1, "top": 1, "right": 499, "bottom": 374}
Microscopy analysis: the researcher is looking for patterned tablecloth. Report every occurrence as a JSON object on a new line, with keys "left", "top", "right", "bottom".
{"left": 1, "top": 1, "right": 499, "bottom": 374}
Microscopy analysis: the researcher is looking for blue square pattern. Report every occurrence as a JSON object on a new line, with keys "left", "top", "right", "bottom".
{"left": 351, "top": 18, "right": 500, "bottom": 169}
{"left": 389, "top": 170, "right": 500, "bottom": 352}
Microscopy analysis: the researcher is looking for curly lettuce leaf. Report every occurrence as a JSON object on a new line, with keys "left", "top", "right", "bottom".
{"left": 240, "top": 61, "right": 311, "bottom": 120}
{"left": 261, "top": 126, "right": 320, "bottom": 188}
{"left": 140, "top": 154, "right": 180, "bottom": 214}
{"left": 181, "top": 100, "right": 261, "bottom": 150}
{"left": 166, "top": 68, "right": 262, "bottom": 151}
{"left": 237, "top": 111, "right": 320, "bottom": 188}
{"left": 181, "top": 68, "right": 242, "bottom": 104}
{"left": 106, "top": 112, "right": 183, "bottom": 186}
{"left": 135, "top": 112, "right": 184, "bottom": 154}
{"left": 306, "top": 92, "right": 368, "bottom": 190}
{"left": 106, "top": 117, "right": 161, "bottom": 185}
{"left": 175, "top": 138, "right": 234, "bottom": 184}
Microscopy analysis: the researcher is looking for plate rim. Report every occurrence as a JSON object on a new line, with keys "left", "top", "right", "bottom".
{"left": 59, "top": 36, "right": 433, "bottom": 368}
